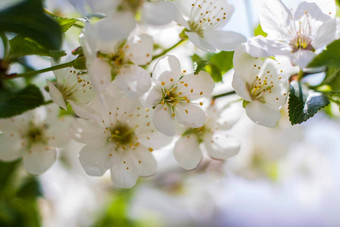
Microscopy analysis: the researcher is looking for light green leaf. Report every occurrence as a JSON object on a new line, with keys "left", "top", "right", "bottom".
{"left": 8, "top": 35, "right": 66, "bottom": 60}
{"left": 288, "top": 81, "right": 329, "bottom": 125}
{"left": 0, "top": 85, "right": 45, "bottom": 118}
{"left": 308, "top": 40, "right": 340, "bottom": 68}
{"left": 254, "top": 24, "right": 267, "bottom": 37}
{"left": 0, "top": 0, "right": 62, "bottom": 50}
{"left": 53, "top": 16, "right": 79, "bottom": 32}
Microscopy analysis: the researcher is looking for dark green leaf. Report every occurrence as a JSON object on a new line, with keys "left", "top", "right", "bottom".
{"left": 288, "top": 81, "right": 329, "bottom": 125}
{"left": 0, "top": 85, "right": 44, "bottom": 118}
{"left": 8, "top": 36, "right": 65, "bottom": 60}
{"left": 16, "top": 177, "right": 42, "bottom": 199}
{"left": 254, "top": 24, "right": 267, "bottom": 37}
{"left": 206, "top": 63, "right": 222, "bottom": 82}
{"left": 0, "top": 0, "right": 62, "bottom": 50}
{"left": 308, "top": 40, "right": 340, "bottom": 68}
{"left": 53, "top": 16, "right": 79, "bottom": 32}
{"left": 322, "top": 66, "right": 340, "bottom": 90}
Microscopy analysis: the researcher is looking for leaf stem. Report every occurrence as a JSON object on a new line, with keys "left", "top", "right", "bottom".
{"left": 212, "top": 91, "right": 236, "bottom": 100}
{"left": 6, "top": 60, "right": 74, "bottom": 79}
{"left": 152, "top": 38, "right": 187, "bottom": 61}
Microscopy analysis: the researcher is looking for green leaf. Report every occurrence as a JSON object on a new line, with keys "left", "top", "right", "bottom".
{"left": 191, "top": 51, "right": 234, "bottom": 83}
{"left": 288, "top": 81, "right": 329, "bottom": 125}
{"left": 308, "top": 39, "right": 340, "bottom": 68}
{"left": 8, "top": 36, "right": 65, "bottom": 60}
{"left": 0, "top": 85, "right": 45, "bottom": 118}
{"left": 254, "top": 24, "right": 267, "bottom": 37}
{"left": 193, "top": 60, "right": 209, "bottom": 75}
{"left": 0, "top": 0, "right": 62, "bottom": 50}
{"left": 322, "top": 66, "right": 340, "bottom": 90}
{"left": 53, "top": 16, "right": 79, "bottom": 32}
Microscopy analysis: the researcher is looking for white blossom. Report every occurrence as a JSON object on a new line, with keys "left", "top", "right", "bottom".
{"left": 71, "top": 88, "right": 171, "bottom": 188}
{"left": 232, "top": 44, "right": 289, "bottom": 127}
{"left": 174, "top": 106, "right": 240, "bottom": 170}
{"left": 145, "top": 55, "right": 214, "bottom": 136}
{"left": 246, "top": 0, "right": 337, "bottom": 68}
{"left": 82, "top": 0, "right": 177, "bottom": 26}
{"left": 80, "top": 16, "right": 153, "bottom": 95}
{"left": 0, "top": 104, "right": 73, "bottom": 174}
{"left": 175, "top": 0, "right": 246, "bottom": 52}
{"left": 47, "top": 67, "right": 95, "bottom": 110}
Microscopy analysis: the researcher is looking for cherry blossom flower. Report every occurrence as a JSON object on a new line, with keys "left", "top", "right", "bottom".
{"left": 80, "top": 17, "right": 152, "bottom": 95}
{"left": 246, "top": 0, "right": 337, "bottom": 68}
{"left": 0, "top": 104, "right": 73, "bottom": 174}
{"left": 80, "top": 0, "right": 177, "bottom": 26}
{"left": 145, "top": 55, "right": 215, "bottom": 136}
{"left": 47, "top": 67, "right": 95, "bottom": 110}
{"left": 71, "top": 88, "right": 171, "bottom": 188}
{"left": 174, "top": 106, "right": 240, "bottom": 170}
{"left": 175, "top": 0, "right": 246, "bottom": 52}
{"left": 232, "top": 44, "right": 289, "bottom": 127}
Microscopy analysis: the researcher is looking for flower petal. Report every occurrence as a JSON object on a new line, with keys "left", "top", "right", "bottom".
{"left": 204, "top": 30, "right": 247, "bottom": 51}
{"left": 152, "top": 55, "right": 182, "bottom": 83}
{"left": 23, "top": 144, "right": 56, "bottom": 175}
{"left": 79, "top": 145, "right": 111, "bottom": 176}
{"left": 203, "top": 133, "right": 240, "bottom": 160}
{"left": 174, "top": 135, "right": 202, "bottom": 170}
{"left": 312, "top": 18, "right": 337, "bottom": 49}
{"left": 177, "top": 71, "right": 215, "bottom": 100}
{"left": 175, "top": 103, "right": 206, "bottom": 128}
{"left": 71, "top": 118, "right": 107, "bottom": 147}
{"left": 87, "top": 57, "right": 112, "bottom": 93}
{"left": 259, "top": 0, "right": 293, "bottom": 40}
{"left": 291, "top": 50, "right": 316, "bottom": 69}
{"left": 125, "top": 34, "right": 153, "bottom": 65}
{"left": 246, "top": 36, "right": 291, "bottom": 58}
{"left": 133, "top": 146, "right": 157, "bottom": 177}
{"left": 245, "top": 101, "right": 282, "bottom": 127}
{"left": 115, "top": 65, "right": 151, "bottom": 96}
{"left": 110, "top": 152, "right": 138, "bottom": 188}
{"left": 47, "top": 80, "right": 67, "bottom": 110}
{"left": 94, "top": 12, "right": 136, "bottom": 41}
{"left": 46, "top": 116, "right": 74, "bottom": 148}
{"left": 0, "top": 134, "right": 24, "bottom": 161}
{"left": 298, "top": 0, "right": 335, "bottom": 19}
{"left": 232, "top": 72, "right": 252, "bottom": 102}
{"left": 186, "top": 31, "right": 216, "bottom": 52}
{"left": 233, "top": 44, "right": 265, "bottom": 84}
{"left": 153, "top": 104, "right": 176, "bottom": 136}
{"left": 142, "top": 1, "right": 177, "bottom": 26}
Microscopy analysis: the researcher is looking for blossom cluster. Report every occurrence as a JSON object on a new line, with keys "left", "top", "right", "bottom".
{"left": 0, "top": 0, "right": 339, "bottom": 188}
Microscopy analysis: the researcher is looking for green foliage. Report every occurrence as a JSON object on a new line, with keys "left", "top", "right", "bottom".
{"left": 0, "top": 161, "right": 42, "bottom": 227}
{"left": 0, "top": 0, "right": 62, "bottom": 50}
{"left": 254, "top": 24, "right": 267, "bottom": 37}
{"left": 288, "top": 81, "right": 330, "bottom": 125}
{"left": 0, "top": 85, "right": 45, "bottom": 118}
{"left": 53, "top": 16, "right": 79, "bottom": 32}
{"left": 92, "top": 190, "right": 138, "bottom": 227}
{"left": 8, "top": 36, "right": 66, "bottom": 61}
{"left": 191, "top": 51, "right": 234, "bottom": 82}
{"left": 308, "top": 40, "right": 340, "bottom": 68}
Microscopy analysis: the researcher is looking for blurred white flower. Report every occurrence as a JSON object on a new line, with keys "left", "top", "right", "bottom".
{"left": 175, "top": 0, "right": 246, "bottom": 52}
{"left": 47, "top": 67, "right": 95, "bottom": 110}
{"left": 71, "top": 88, "right": 171, "bottom": 188}
{"left": 81, "top": 15, "right": 152, "bottom": 95}
{"left": 246, "top": 0, "right": 337, "bottom": 68}
{"left": 0, "top": 104, "right": 73, "bottom": 174}
{"left": 145, "top": 55, "right": 214, "bottom": 136}
{"left": 232, "top": 44, "right": 289, "bottom": 127}
{"left": 174, "top": 106, "right": 240, "bottom": 170}
{"left": 76, "top": 0, "right": 177, "bottom": 26}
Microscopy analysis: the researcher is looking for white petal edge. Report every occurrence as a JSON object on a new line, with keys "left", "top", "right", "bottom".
{"left": 174, "top": 135, "right": 202, "bottom": 170}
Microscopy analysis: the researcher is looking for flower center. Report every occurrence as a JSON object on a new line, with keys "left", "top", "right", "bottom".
{"left": 189, "top": 0, "right": 228, "bottom": 36}
{"left": 183, "top": 125, "right": 208, "bottom": 143}
{"left": 108, "top": 123, "right": 135, "bottom": 146}
{"left": 248, "top": 75, "right": 275, "bottom": 103}
{"left": 289, "top": 13, "right": 314, "bottom": 53}
{"left": 97, "top": 44, "right": 126, "bottom": 77}
{"left": 25, "top": 123, "right": 48, "bottom": 146}
{"left": 159, "top": 84, "right": 189, "bottom": 116}
{"left": 118, "top": 0, "right": 144, "bottom": 13}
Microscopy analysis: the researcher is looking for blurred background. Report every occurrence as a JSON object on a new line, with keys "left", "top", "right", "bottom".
{"left": 1, "top": 0, "right": 340, "bottom": 226}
